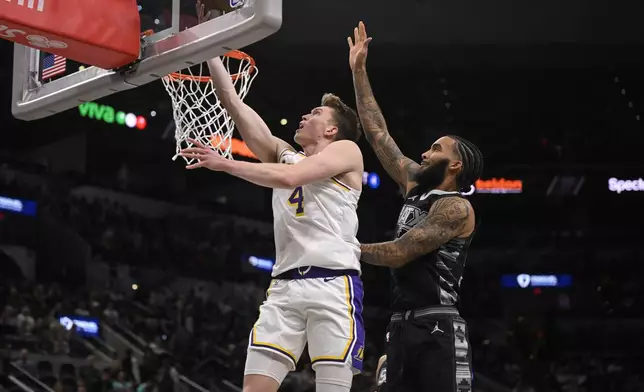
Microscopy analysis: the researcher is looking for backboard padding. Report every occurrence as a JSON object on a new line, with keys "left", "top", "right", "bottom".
{"left": 11, "top": 0, "right": 281, "bottom": 121}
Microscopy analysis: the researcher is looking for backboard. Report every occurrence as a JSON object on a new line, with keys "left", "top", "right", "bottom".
{"left": 10, "top": 0, "right": 281, "bottom": 121}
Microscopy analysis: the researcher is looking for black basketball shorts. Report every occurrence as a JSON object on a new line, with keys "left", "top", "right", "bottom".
{"left": 376, "top": 307, "right": 472, "bottom": 392}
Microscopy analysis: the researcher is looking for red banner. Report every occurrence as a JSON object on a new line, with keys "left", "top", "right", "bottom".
{"left": 0, "top": 0, "right": 140, "bottom": 69}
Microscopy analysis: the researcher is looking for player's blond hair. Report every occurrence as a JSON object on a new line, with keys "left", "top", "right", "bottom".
{"left": 321, "top": 93, "right": 361, "bottom": 142}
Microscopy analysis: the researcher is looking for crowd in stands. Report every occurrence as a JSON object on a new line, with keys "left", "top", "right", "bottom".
{"left": 0, "top": 275, "right": 378, "bottom": 392}
{"left": 0, "top": 280, "right": 182, "bottom": 392}
{"left": 2, "top": 159, "right": 644, "bottom": 392}
{"left": 2, "top": 276, "right": 643, "bottom": 392}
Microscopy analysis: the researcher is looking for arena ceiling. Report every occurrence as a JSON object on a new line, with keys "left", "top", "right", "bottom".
{"left": 1, "top": 0, "right": 643, "bottom": 149}
{"left": 240, "top": 0, "right": 644, "bottom": 67}
{"left": 277, "top": 0, "right": 644, "bottom": 45}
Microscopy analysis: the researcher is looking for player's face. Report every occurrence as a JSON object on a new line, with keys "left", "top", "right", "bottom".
{"left": 294, "top": 106, "right": 338, "bottom": 145}
{"left": 414, "top": 136, "right": 462, "bottom": 190}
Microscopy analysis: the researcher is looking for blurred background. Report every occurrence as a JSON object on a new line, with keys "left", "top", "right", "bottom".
{"left": 1, "top": 0, "right": 644, "bottom": 391}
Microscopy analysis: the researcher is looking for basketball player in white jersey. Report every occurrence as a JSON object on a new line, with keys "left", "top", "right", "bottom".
{"left": 179, "top": 5, "right": 365, "bottom": 392}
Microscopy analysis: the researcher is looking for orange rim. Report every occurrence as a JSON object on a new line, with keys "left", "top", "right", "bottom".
{"left": 167, "top": 50, "right": 256, "bottom": 83}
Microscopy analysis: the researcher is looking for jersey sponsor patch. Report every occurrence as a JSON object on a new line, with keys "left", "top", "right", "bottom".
{"left": 395, "top": 204, "right": 428, "bottom": 237}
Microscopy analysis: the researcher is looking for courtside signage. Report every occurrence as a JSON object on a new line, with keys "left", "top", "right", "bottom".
{"left": 608, "top": 177, "right": 644, "bottom": 194}
{"left": 78, "top": 102, "right": 147, "bottom": 130}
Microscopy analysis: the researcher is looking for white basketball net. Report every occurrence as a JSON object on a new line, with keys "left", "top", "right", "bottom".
{"left": 162, "top": 54, "right": 258, "bottom": 163}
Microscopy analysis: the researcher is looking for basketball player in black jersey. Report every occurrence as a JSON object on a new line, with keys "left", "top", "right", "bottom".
{"left": 349, "top": 22, "right": 484, "bottom": 392}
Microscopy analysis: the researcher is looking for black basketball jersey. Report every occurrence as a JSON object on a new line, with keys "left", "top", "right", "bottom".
{"left": 390, "top": 188, "right": 475, "bottom": 311}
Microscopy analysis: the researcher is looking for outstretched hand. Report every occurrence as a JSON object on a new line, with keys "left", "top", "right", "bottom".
{"left": 348, "top": 21, "right": 373, "bottom": 72}
{"left": 196, "top": 0, "right": 213, "bottom": 24}
{"left": 180, "top": 138, "right": 231, "bottom": 171}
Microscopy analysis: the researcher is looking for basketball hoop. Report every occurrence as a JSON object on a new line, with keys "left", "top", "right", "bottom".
{"left": 162, "top": 50, "right": 258, "bottom": 163}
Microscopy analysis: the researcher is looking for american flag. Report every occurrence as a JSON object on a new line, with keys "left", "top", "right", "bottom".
{"left": 41, "top": 53, "right": 66, "bottom": 80}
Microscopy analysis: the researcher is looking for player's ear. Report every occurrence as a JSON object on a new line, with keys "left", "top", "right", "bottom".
{"left": 324, "top": 124, "right": 339, "bottom": 139}
{"left": 449, "top": 160, "right": 463, "bottom": 172}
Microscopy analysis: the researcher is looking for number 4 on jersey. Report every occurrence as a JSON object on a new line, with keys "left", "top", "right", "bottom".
{"left": 288, "top": 186, "right": 305, "bottom": 216}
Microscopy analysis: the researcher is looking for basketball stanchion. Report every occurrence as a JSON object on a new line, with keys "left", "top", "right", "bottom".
{"left": 8, "top": 0, "right": 280, "bottom": 121}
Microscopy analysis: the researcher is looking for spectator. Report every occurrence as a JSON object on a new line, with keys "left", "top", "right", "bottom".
{"left": 135, "top": 380, "right": 157, "bottom": 392}
{"left": 16, "top": 306, "right": 35, "bottom": 336}
{"left": 121, "top": 349, "right": 140, "bottom": 385}
{"left": 80, "top": 356, "right": 103, "bottom": 392}
{"left": 75, "top": 302, "right": 91, "bottom": 317}
{"left": 52, "top": 328, "right": 71, "bottom": 355}
{"left": 0, "top": 305, "right": 15, "bottom": 326}
{"left": 101, "top": 369, "right": 114, "bottom": 392}
{"left": 111, "top": 370, "right": 133, "bottom": 392}
{"left": 103, "top": 302, "right": 119, "bottom": 324}
{"left": 15, "top": 349, "right": 37, "bottom": 375}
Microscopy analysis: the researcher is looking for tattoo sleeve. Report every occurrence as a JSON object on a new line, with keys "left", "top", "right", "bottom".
{"left": 361, "top": 197, "right": 471, "bottom": 268}
{"left": 352, "top": 69, "right": 419, "bottom": 189}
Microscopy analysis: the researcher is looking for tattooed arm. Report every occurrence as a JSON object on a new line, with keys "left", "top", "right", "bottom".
{"left": 352, "top": 69, "right": 419, "bottom": 191}
{"left": 361, "top": 197, "right": 474, "bottom": 268}
{"left": 349, "top": 22, "right": 419, "bottom": 192}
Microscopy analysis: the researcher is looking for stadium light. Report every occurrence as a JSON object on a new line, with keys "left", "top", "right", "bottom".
{"left": 362, "top": 172, "right": 381, "bottom": 189}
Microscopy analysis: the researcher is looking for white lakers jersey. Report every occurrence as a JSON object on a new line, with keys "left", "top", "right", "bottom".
{"left": 271, "top": 149, "right": 362, "bottom": 276}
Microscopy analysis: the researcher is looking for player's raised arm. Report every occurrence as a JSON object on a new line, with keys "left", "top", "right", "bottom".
{"left": 349, "top": 21, "right": 420, "bottom": 192}
{"left": 197, "top": 1, "right": 291, "bottom": 163}
{"left": 181, "top": 139, "right": 363, "bottom": 189}
{"left": 360, "top": 196, "right": 475, "bottom": 268}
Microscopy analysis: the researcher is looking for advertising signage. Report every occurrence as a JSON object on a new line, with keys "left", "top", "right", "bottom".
{"left": 0, "top": 196, "right": 37, "bottom": 216}
{"left": 79, "top": 102, "right": 147, "bottom": 129}
{"left": 247, "top": 255, "right": 274, "bottom": 272}
{"left": 608, "top": 177, "right": 644, "bottom": 194}
{"left": 475, "top": 178, "right": 522, "bottom": 194}
{"left": 462, "top": 178, "right": 523, "bottom": 195}
{"left": 502, "top": 274, "right": 572, "bottom": 289}
{"left": 58, "top": 316, "right": 100, "bottom": 337}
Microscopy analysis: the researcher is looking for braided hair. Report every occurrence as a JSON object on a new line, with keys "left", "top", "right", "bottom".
{"left": 448, "top": 135, "right": 484, "bottom": 191}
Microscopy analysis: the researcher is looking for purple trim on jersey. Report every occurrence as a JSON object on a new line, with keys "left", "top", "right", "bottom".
{"left": 274, "top": 266, "right": 359, "bottom": 280}
{"left": 349, "top": 275, "right": 365, "bottom": 372}
{"left": 309, "top": 275, "right": 365, "bottom": 372}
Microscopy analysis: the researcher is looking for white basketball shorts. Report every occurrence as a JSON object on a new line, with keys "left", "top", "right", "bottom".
{"left": 247, "top": 269, "right": 365, "bottom": 373}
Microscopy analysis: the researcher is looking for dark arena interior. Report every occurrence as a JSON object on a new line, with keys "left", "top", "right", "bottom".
{"left": 1, "top": 0, "right": 644, "bottom": 391}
